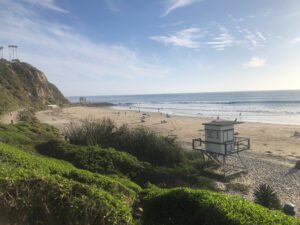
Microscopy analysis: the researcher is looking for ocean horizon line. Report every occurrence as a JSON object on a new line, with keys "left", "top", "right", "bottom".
{"left": 67, "top": 88, "right": 300, "bottom": 98}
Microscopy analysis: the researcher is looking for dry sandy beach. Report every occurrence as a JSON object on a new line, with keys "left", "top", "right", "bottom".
{"left": 37, "top": 106, "right": 300, "bottom": 159}
{"left": 36, "top": 106, "right": 300, "bottom": 214}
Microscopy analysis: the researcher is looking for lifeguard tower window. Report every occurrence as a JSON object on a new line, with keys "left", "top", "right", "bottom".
{"left": 223, "top": 129, "right": 234, "bottom": 142}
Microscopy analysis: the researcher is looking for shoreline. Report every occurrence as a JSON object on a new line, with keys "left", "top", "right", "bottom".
{"left": 113, "top": 105, "right": 300, "bottom": 126}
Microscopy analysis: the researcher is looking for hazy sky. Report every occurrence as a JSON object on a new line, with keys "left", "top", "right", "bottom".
{"left": 0, "top": 0, "right": 300, "bottom": 96}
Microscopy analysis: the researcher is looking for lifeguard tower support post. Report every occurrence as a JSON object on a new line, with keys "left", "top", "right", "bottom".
{"left": 192, "top": 120, "right": 250, "bottom": 176}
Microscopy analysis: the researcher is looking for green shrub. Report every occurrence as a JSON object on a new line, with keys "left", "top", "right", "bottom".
{"left": 254, "top": 184, "right": 281, "bottom": 210}
{"left": 65, "top": 117, "right": 116, "bottom": 146}
{"left": 37, "top": 140, "right": 217, "bottom": 189}
{"left": 0, "top": 176, "right": 132, "bottom": 225}
{"left": 141, "top": 188, "right": 299, "bottom": 225}
{"left": 64, "top": 118, "right": 185, "bottom": 167}
{"left": 17, "top": 108, "right": 39, "bottom": 123}
{"left": 113, "top": 125, "right": 185, "bottom": 167}
{"left": 0, "top": 122, "right": 59, "bottom": 151}
{"left": 0, "top": 143, "right": 141, "bottom": 224}
{"left": 37, "top": 139, "right": 147, "bottom": 177}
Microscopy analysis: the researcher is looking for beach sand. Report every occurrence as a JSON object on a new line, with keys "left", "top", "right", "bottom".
{"left": 36, "top": 106, "right": 300, "bottom": 159}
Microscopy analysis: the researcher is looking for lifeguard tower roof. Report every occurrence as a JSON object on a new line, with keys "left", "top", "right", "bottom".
{"left": 203, "top": 120, "right": 243, "bottom": 126}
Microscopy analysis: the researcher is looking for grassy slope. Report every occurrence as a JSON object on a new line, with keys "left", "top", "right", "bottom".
{"left": 0, "top": 143, "right": 140, "bottom": 225}
{"left": 0, "top": 122, "right": 60, "bottom": 152}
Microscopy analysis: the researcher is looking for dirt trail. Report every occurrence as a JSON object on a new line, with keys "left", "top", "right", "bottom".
{"left": 0, "top": 111, "right": 18, "bottom": 124}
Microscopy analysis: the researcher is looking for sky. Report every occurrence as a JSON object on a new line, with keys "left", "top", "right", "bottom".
{"left": 0, "top": 0, "right": 300, "bottom": 96}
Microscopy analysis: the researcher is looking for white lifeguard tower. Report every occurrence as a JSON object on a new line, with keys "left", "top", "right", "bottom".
{"left": 192, "top": 120, "right": 250, "bottom": 177}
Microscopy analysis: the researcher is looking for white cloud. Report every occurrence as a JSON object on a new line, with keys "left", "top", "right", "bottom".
{"left": 22, "top": 0, "right": 69, "bottom": 13}
{"left": 150, "top": 27, "right": 203, "bottom": 49}
{"left": 163, "top": 0, "right": 202, "bottom": 16}
{"left": 160, "top": 20, "right": 185, "bottom": 28}
{"left": 241, "top": 29, "right": 266, "bottom": 49}
{"left": 151, "top": 22, "right": 267, "bottom": 51}
{"left": 0, "top": 0, "right": 169, "bottom": 96}
{"left": 243, "top": 57, "right": 265, "bottom": 68}
{"left": 206, "top": 27, "right": 235, "bottom": 50}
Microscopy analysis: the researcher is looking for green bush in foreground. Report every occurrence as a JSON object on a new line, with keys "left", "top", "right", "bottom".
{"left": 141, "top": 188, "right": 300, "bottom": 225}
{"left": 0, "top": 143, "right": 141, "bottom": 224}
{"left": 65, "top": 118, "right": 185, "bottom": 167}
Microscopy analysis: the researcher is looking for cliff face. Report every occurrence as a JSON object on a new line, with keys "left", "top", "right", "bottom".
{"left": 0, "top": 59, "right": 68, "bottom": 114}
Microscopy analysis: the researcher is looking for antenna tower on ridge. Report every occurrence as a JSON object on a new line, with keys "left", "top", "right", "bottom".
{"left": 8, "top": 45, "right": 18, "bottom": 61}
{"left": 8, "top": 45, "right": 13, "bottom": 60}
{"left": 13, "top": 45, "right": 18, "bottom": 60}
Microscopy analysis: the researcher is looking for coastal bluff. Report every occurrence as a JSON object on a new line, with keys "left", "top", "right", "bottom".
{"left": 0, "top": 59, "right": 68, "bottom": 114}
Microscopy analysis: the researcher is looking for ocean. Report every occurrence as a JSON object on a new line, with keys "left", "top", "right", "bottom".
{"left": 68, "top": 90, "right": 300, "bottom": 125}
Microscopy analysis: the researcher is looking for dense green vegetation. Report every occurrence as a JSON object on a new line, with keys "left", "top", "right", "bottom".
{"left": 0, "top": 122, "right": 59, "bottom": 151}
{"left": 141, "top": 188, "right": 300, "bottom": 225}
{"left": 0, "top": 60, "right": 68, "bottom": 115}
{"left": 65, "top": 118, "right": 185, "bottom": 167}
{"left": 37, "top": 139, "right": 217, "bottom": 189}
{"left": 0, "top": 143, "right": 140, "bottom": 225}
{"left": 37, "top": 139, "right": 147, "bottom": 177}
{"left": 0, "top": 120, "right": 298, "bottom": 224}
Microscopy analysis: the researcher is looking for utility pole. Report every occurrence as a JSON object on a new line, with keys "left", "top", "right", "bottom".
{"left": 14, "top": 45, "right": 18, "bottom": 59}
{"left": 8, "top": 45, "right": 13, "bottom": 60}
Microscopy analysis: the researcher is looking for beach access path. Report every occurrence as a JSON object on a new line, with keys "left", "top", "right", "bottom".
{"left": 0, "top": 110, "right": 18, "bottom": 124}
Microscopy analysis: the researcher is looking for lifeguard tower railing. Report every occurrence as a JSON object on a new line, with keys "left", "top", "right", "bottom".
{"left": 192, "top": 136, "right": 250, "bottom": 176}
{"left": 192, "top": 136, "right": 250, "bottom": 155}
